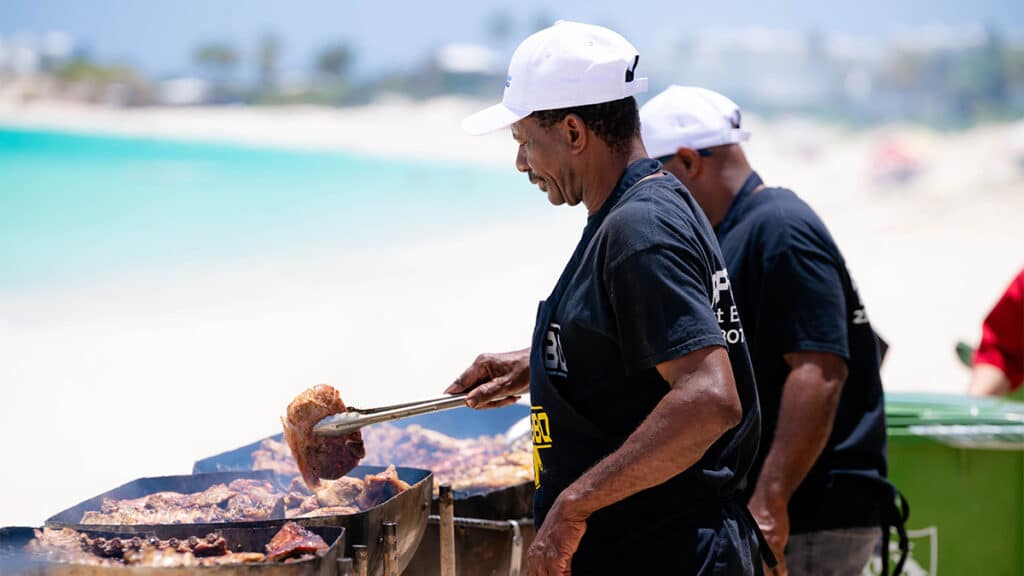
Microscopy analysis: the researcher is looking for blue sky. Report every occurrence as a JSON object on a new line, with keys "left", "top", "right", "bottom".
{"left": 2, "top": 0, "right": 1022, "bottom": 78}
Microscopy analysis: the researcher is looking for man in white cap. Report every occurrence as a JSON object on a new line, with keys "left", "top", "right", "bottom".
{"left": 641, "top": 86, "right": 904, "bottom": 576}
{"left": 446, "top": 23, "right": 768, "bottom": 575}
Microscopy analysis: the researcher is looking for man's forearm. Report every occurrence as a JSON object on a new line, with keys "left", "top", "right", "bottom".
{"left": 753, "top": 356, "right": 844, "bottom": 505}
{"left": 558, "top": 349, "right": 741, "bottom": 516}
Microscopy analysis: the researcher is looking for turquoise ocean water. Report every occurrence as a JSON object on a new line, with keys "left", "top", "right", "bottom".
{"left": 0, "top": 127, "right": 530, "bottom": 292}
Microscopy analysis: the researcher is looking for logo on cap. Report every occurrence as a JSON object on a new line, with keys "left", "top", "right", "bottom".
{"left": 730, "top": 109, "right": 742, "bottom": 129}
{"left": 505, "top": 75, "right": 512, "bottom": 88}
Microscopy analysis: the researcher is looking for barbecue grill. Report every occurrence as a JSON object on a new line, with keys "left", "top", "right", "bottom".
{"left": 43, "top": 467, "right": 432, "bottom": 576}
{"left": 194, "top": 404, "right": 534, "bottom": 576}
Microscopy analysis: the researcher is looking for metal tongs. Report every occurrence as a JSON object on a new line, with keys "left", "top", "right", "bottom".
{"left": 313, "top": 393, "right": 472, "bottom": 437}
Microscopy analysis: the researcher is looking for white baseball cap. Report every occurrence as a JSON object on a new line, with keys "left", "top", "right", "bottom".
{"left": 462, "top": 21, "right": 648, "bottom": 135}
{"left": 639, "top": 85, "right": 751, "bottom": 158}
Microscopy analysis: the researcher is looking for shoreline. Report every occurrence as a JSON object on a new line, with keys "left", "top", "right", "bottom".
{"left": 0, "top": 97, "right": 519, "bottom": 167}
{"left": 3, "top": 98, "right": 1022, "bottom": 399}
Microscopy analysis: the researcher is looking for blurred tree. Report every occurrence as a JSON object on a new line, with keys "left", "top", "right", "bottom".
{"left": 316, "top": 44, "right": 353, "bottom": 80}
{"left": 487, "top": 11, "right": 514, "bottom": 44}
{"left": 54, "top": 56, "right": 151, "bottom": 105}
{"left": 1006, "top": 46, "right": 1024, "bottom": 86}
{"left": 947, "top": 27, "right": 1009, "bottom": 122}
{"left": 192, "top": 42, "right": 238, "bottom": 84}
{"left": 258, "top": 33, "right": 280, "bottom": 91}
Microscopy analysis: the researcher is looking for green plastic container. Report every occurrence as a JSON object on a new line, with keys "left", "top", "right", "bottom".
{"left": 871, "top": 393, "right": 1024, "bottom": 575}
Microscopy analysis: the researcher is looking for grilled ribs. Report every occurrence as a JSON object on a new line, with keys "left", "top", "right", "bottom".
{"left": 26, "top": 528, "right": 265, "bottom": 567}
{"left": 282, "top": 384, "right": 366, "bottom": 489}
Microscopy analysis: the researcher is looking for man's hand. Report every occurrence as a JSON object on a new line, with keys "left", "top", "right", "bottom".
{"left": 748, "top": 493, "right": 789, "bottom": 576}
{"left": 445, "top": 348, "right": 530, "bottom": 409}
{"left": 528, "top": 493, "right": 589, "bottom": 576}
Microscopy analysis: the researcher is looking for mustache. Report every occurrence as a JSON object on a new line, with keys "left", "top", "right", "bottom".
{"left": 527, "top": 172, "right": 542, "bottom": 184}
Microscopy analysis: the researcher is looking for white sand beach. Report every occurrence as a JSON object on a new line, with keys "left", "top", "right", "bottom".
{"left": 1, "top": 97, "right": 1022, "bottom": 526}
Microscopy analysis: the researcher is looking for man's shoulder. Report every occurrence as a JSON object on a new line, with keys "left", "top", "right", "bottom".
{"left": 740, "top": 187, "right": 836, "bottom": 256}
{"left": 601, "top": 177, "right": 709, "bottom": 265}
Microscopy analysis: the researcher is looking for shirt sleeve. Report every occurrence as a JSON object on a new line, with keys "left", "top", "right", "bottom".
{"left": 764, "top": 236, "right": 850, "bottom": 360}
{"left": 974, "top": 269, "right": 1024, "bottom": 387}
{"left": 607, "top": 246, "right": 726, "bottom": 373}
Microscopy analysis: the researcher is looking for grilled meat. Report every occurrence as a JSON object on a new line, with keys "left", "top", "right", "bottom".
{"left": 80, "top": 480, "right": 284, "bottom": 525}
{"left": 282, "top": 384, "right": 366, "bottom": 489}
{"left": 357, "top": 465, "right": 410, "bottom": 510}
{"left": 25, "top": 528, "right": 269, "bottom": 567}
{"left": 253, "top": 422, "right": 533, "bottom": 495}
{"left": 282, "top": 472, "right": 403, "bottom": 518}
{"left": 312, "top": 476, "right": 364, "bottom": 507}
{"left": 80, "top": 473, "right": 407, "bottom": 524}
{"left": 264, "top": 522, "right": 328, "bottom": 561}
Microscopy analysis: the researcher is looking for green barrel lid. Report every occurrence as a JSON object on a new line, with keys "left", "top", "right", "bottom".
{"left": 885, "top": 392, "right": 1024, "bottom": 448}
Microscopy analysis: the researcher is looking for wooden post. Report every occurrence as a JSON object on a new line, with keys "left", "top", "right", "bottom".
{"left": 382, "top": 521, "right": 399, "bottom": 576}
{"left": 439, "top": 484, "right": 456, "bottom": 576}
{"left": 351, "top": 544, "right": 368, "bottom": 576}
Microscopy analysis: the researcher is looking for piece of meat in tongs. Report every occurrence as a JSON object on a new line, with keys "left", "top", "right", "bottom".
{"left": 282, "top": 384, "right": 366, "bottom": 489}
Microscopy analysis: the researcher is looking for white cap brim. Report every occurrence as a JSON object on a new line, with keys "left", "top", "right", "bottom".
{"left": 645, "top": 128, "right": 751, "bottom": 159}
{"left": 462, "top": 102, "right": 531, "bottom": 135}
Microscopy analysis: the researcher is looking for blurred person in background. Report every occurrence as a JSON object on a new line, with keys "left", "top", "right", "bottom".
{"left": 447, "top": 23, "right": 770, "bottom": 576}
{"left": 641, "top": 86, "right": 907, "bottom": 576}
{"left": 966, "top": 268, "right": 1024, "bottom": 396}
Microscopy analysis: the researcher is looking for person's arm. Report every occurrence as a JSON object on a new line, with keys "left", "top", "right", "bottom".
{"left": 968, "top": 363, "right": 1013, "bottom": 396}
{"left": 968, "top": 269, "right": 1024, "bottom": 396}
{"left": 444, "top": 347, "right": 530, "bottom": 408}
{"left": 748, "top": 224, "right": 853, "bottom": 574}
{"left": 747, "top": 351, "right": 847, "bottom": 567}
{"left": 527, "top": 345, "right": 742, "bottom": 575}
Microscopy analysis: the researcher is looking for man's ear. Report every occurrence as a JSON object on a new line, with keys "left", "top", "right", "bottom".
{"left": 677, "top": 147, "right": 703, "bottom": 178}
{"left": 563, "top": 114, "right": 588, "bottom": 155}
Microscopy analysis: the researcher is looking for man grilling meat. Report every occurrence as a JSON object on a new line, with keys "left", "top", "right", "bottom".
{"left": 445, "top": 21, "right": 770, "bottom": 575}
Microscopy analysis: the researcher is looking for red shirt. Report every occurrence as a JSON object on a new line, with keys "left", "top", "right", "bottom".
{"left": 974, "top": 268, "right": 1024, "bottom": 389}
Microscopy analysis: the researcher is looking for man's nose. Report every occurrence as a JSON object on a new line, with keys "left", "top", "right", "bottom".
{"left": 515, "top": 147, "right": 529, "bottom": 173}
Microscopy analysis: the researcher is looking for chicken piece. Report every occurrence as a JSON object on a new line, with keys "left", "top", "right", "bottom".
{"left": 264, "top": 522, "right": 328, "bottom": 561}
{"left": 287, "top": 476, "right": 311, "bottom": 496}
{"left": 313, "top": 476, "right": 364, "bottom": 507}
{"left": 282, "top": 384, "right": 365, "bottom": 489}
{"left": 357, "top": 465, "right": 410, "bottom": 510}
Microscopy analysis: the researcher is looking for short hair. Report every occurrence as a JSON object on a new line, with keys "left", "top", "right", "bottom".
{"left": 530, "top": 96, "right": 640, "bottom": 154}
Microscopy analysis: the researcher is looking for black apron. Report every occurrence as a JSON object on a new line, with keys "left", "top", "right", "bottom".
{"left": 528, "top": 171, "right": 770, "bottom": 575}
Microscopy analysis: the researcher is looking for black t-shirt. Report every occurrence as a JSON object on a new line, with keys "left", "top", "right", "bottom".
{"left": 545, "top": 159, "right": 761, "bottom": 542}
{"left": 717, "top": 172, "right": 888, "bottom": 533}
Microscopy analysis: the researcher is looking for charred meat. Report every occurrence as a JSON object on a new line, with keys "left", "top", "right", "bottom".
{"left": 282, "top": 384, "right": 366, "bottom": 488}
{"left": 264, "top": 522, "right": 328, "bottom": 561}
{"left": 25, "top": 528, "right": 268, "bottom": 567}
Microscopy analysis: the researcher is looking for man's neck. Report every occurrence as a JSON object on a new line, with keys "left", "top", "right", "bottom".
{"left": 582, "top": 140, "right": 649, "bottom": 216}
{"left": 709, "top": 160, "right": 756, "bottom": 228}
